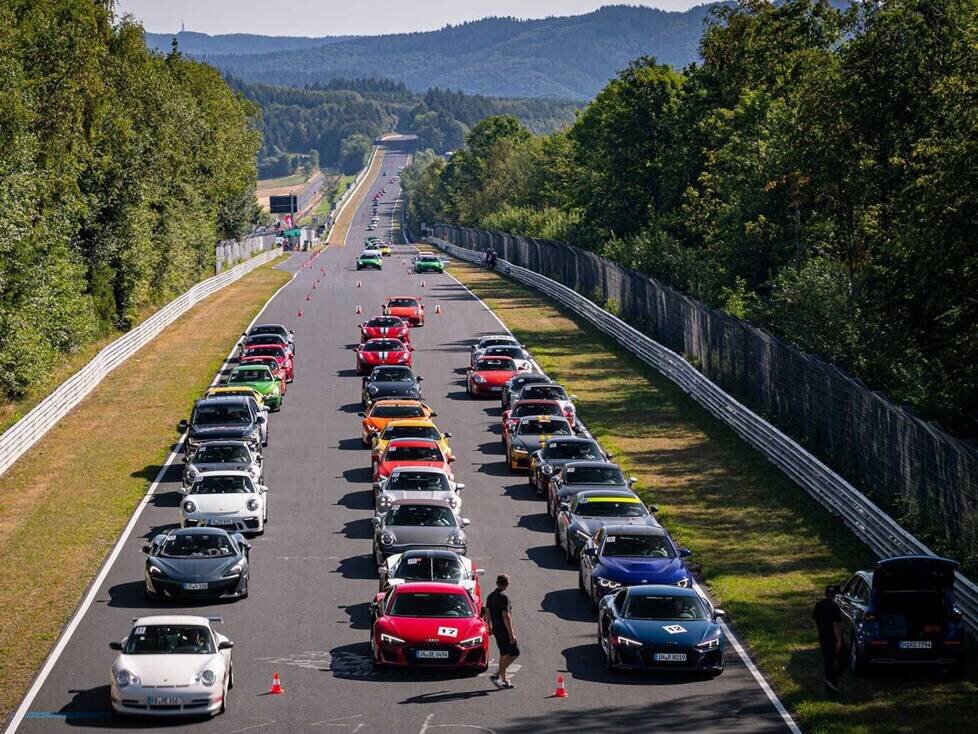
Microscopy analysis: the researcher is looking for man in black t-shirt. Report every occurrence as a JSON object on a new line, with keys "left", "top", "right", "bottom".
{"left": 813, "top": 585, "right": 844, "bottom": 692}
{"left": 483, "top": 573, "right": 519, "bottom": 689}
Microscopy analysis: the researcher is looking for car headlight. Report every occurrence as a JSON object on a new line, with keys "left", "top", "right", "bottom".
{"left": 198, "top": 669, "right": 217, "bottom": 686}
{"left": 459, "top": 635, "right": 484, "bottom": 648}
{"left": 148, "top": 565, "right": 163, "bottom": 576}
{"left": 115, "top": 670, "right": 140, "bottom": 688}
{"left": 697, "top": 637, "right": 721, "bottom": 651}
{"left": 377, "top": 494, "right": 394, "bottom": 511}
{"left": 473, "top": 374, "right": 486, "bottom": 384}
{"left": 597, "top": 577, "right": 622, "bottom": 589}
{"left": 223, "top": 564, "right": 243, "bottom": 578}
{"left": 542, "top": 464, "right": 554, "bottom": 476}
{"left": 408, "top": 386, "right": 420, "bottom": 396}
{"left": 246, "top": 498, "right": 260, "bottom": 511}
{"left": 185, "top": 465, "right": 200, "bottom": 481}
{"left": 675, "top": 577, "right": 691, "bottom": 588}
{"left": 612, "top": 635, "right": 642, "bottom": 647}
{"left": 182, "top": 500, "right": 196, "bottom": 513}
{"left": 368, "top": 385, "right": 379, "bottom": 394}
{"left": 380, "top": 633, "right": 405, "bottom": 646}
{"left": 380, "top": 532, "right": 396, "bottom": 547}
{"left": 447, "top": 532, "right": 465, "bottom": 546}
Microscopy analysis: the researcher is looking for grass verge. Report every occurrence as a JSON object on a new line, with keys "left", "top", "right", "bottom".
{"left": 0, "top": 261, "right": 290, "bottom": 725}
{"left": 447, "top": 257, "right": 978, "bottom": 734}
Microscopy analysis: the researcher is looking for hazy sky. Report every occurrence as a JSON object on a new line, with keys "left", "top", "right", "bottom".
{"left": 117, "top": 1, "right": 705, "bottom": 36}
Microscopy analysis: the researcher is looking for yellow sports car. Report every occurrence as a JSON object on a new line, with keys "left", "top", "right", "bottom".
{"left": 370, "top": 418, "right": 454, "bottom": 470}
{"left": 379, "top": 242, "right": 393, "bottom": 256}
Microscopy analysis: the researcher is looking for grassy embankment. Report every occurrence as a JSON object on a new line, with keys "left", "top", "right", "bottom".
{"left": 447, "top": 257, "right": 978, "bottom": 734}
{"left": 0, "top": 262, "right": 290, "bottom": 724}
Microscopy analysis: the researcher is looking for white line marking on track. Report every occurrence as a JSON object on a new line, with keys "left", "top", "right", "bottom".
{"left": 3, "top": 260, "right": 303, "bottom": 734}
{"left": 419, "top": 713, "right": 435, "bottom": 734}
{"left": 223, "top": 719, "right": 277, "bottom": 734}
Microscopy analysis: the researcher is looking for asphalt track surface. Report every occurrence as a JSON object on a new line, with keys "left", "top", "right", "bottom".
{"left": 11, "top": 139, "right": 789, "bottom": 733}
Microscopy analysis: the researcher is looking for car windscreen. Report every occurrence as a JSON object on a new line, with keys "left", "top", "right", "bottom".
{"left": 485, "top": 346, "right": 523, "bottom": 359}
{"left": 363, "top": 340, "right": 405, "bottom": 351}
{"left": 188, "top": 475, "right": 255, "bottom": 495}
{"left": 244, "top": 347, "right": 285, "bottom": 358}
{"left": 575, "top": 498, "right": 647, "bottom": 517}
{"left": 246, "top": 335, "right": 285, "bottom": 346}
{"left": 242, "top": 358, "right": 280, "bottom": 372}
{"left": 387, "top": 504, "right": 456, "bottom": 527}
{"left": 602, "top": 534, "right": 675, "bottom": 558}
{"left": 192, "top": 445, "right": 251, "bottom": 465}
{"left": 479, "top": 338, "right": 515, "bottom": 349}
{"left": 395, "top": 556, "right": 464, "bottom": 582}
{"left": 193, "top": 404, "right": 251, "bottom": 425}
{"left": 517, "top": 419, "right": 571, "bottom": 435}
{"left": 383, "top": 426, "right": 440, "bottom": 441}
{"left": 124, "top": 625, "right": 215, "bottom": 654}
{"left": 229, "top": 369, "right": 271, "bottom": 383}
{"left": 475, "top": 358, "right": 515, "bottom": 371}
{"left": 543, "top": 441, "right": 601, "bottom": 460}
{"left": 522, "top": 385, "right": 568, "bottom": 401}
{"left": 563, "top": 466, "right": 625, "bottom": 485}
{"left": 389, "top": 592, "right": 472, "bottom": 618}
{"left": 372, "top": 404, "right": 424, "bottom": 419}
{"left": 419, "top": 255, "right": 440, "bottom": 262}
{"left": 371, "top": 367, "right": 413, "bottom": 382}
{"left": 360, "top": 251, "right": 381, "bottom": 258}
{"left": 366, "top": 317, "right": 404, "bottom": 327}
{"left": 161, "top": 533, "right": 235, "bottom": 558}
{"left": 512, "top": 403, "right": 562, "bottom": 418}
{"left": 389, "top": 471, "right": 450, "bottom": 492}
{"left": 624, "top": 594, "right": 709, "bottom": 621}
{"left": 384, "top": 444, "right": 443, "bottom": 462}
{"left": 388, "top": 298, "right": 418, "bottom": 308}
{"left": 250, "top": 326, "right": 287, "bottom": 338}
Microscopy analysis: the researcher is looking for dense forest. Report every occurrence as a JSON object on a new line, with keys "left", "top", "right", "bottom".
{"left": 161, "top": 5, "right": 713, "bottom": 99}
{"left": 0, "top": 0, "right": 262, "bottom": 400}
{"left": 236, "top": 78, "right": 579, "bottom": 178}
{"left": 403, "top": 0, "right": 978, "bottom": 441}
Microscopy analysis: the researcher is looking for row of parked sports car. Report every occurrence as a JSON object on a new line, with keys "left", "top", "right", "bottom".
{"left": 106, "top": 323, "right": 299, "bottom": 718}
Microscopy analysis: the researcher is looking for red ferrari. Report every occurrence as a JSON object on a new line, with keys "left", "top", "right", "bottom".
{"left": 360, "top": 316, "right": 411, "bottom": 344}
{"left": 370, "top": 582, "right": 489, "bottom": 671}
{"left": 467, "top": 356, "right": 517, "bottom": 397}
{"left": 383, "top": 296, "right": 425, "bottom": 327}
{"left": 357, "top": 338, "right": 414, "bottom": 376}
{"left": 501, "top": 399, "right": 563, "bottom": 444}
{"left": 240, "top": 344, "right": 294, "bottom": 382}
{"left": 374, "top": 438, "right": 454, "bottom": 482}
{"left": 239, "top": 355, "right": 289, "bottom": 394}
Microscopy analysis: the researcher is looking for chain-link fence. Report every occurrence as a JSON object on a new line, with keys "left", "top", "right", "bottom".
{"left": 433, "top": 224, "right": 978, "bottom": 568}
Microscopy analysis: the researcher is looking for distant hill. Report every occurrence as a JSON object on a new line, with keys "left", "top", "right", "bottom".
{"left": 162, "top": 5, "right": 717, "bottom": 100}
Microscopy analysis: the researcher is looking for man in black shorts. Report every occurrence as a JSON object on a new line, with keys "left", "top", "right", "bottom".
{"left": 483, "top": 574, "right": 519, "bottom": 688}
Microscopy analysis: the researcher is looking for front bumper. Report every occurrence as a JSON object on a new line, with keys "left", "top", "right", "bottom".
{"left": 509, "top": 450, "right": 531, "bottom": 469}
{"left": 182, "top": 513, "right": 263, "bottom": 534}
{"left": 377, "top": 641, "right": 487, "bottom": 669}
{"left": 111, "top": 684, "right": 223, "bottom": 717}
{"left": 611, "top": 643, "right": 723, "bottom": 672}
{"left": 145, "top": 572, "right": 247, "bottom": 600}
{"left": 469, "top": 382, "right": 504, "bottom": 397}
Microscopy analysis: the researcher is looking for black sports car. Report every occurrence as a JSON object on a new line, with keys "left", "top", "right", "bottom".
{"left": 548, "top": 460, "right": 636, "bottom": 517}
{"left": 143, "top": 527, "right": 250, "bottom": 601}
{"left": 362, "top": 366, "right": 424, "bottom": 406}
{"left": 501, "top": 373, "right": 552, "bottom": 409}
{"left": 529, "top": 436, "right": 608, "bottom": 496}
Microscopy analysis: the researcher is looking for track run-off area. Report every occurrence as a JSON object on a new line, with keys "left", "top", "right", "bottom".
{"left": 7, "top": 139, "right": 792, "bottom": 733}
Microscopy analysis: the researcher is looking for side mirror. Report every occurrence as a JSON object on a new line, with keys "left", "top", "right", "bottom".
{"left": 648, "top": 504, "right": 660, "bottom": 513}
{"left": 679, "top": 547, "right": 693, "bottom": 558}
{"left": 289, "top": 330, "right": 295, "bottom": 335}
{"left": 109, "top": 641, "right": 123, "bottom": 651}
{"left": 448, "top": 456, "right": 456, "bottom": 463}
{"left": 476, "top": 568, "right": 485, "bottom": 576}
{"left": 559, "top": 501, "right": 569, "bottom": 510}
{"left": 627, "top": 477, "right": 638, "bottom": 486}
{"left": 256, "top": 455, "right": 263, "bottom": 463}
{"left": 182, "top": 455, "right": 189, "bottom": 463}
{"left": 372, "top": 482, "right": 382, "bottom": 491}
{"left": 369, "top": 601, "right": 380, "bottom": 612}
{"left": 177, "top": 419, "right": 188, "bottom": 432}
{"left": 371, "top": 517, "right": 382, "bottom": 526}
{"left": 408, "top": 345, "right": 415, "bottom": 351}
{"left": 443, "top": 432, "right": 452, "bottom": 438}
{"left": 358, "top": 412, "right": 365, "bottom": 417}
{"left": 461, "top": 518, "right": 471, "bottom": 527}
{"left": 456, "top": 483, "right": 465, "bottom": 490}
{"left": 570, "top": 395, "right": 578, "bottom": 401}
{"left": 582, "top": 547, "right": 598, "bottom": 557}
{"left": 141, "top": 544, "right": 151, "bottom": 554}
{"left": 713, "top": 608, "right": 726, "bottom": 619}
{"left": 218, "top": 640, "right": 234, "bottom": 650}
{"left": 430, "top": 411, "right": 437, "bottom": 417}
{"left": 256, "top": 415, "right": 267, "bottom": 424}
{"left": 417, "top": 375, "right": 424, "bottom": 381}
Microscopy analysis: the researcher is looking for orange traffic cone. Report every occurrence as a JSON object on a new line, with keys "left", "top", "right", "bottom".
{"left": 268, "top": 672, "right": 284, "bottom": 695}
{"left": 552, "top": 675, "right": 568, "bottom": 698}
{"left": 435, "top": 304, "right": 441, "bottom": 315}
{"left": 355, "top": 305, "right": 362, "bottom": 314}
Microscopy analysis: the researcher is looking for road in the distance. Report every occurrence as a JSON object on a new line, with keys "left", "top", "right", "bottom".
{"left": 12, "top": 138, "right": 788, "bottom": 733}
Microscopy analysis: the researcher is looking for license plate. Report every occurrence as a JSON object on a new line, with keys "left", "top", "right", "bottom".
{"left": 898, "top": 640, "right": 933, "bottom": 649}
{"left": 416, "top": 650, "right": 449, "bottom": 659}
{"left": 489, "top": 386, "right": 502, "bottom": 392}
{"left": 182, "top": 582, "right": 208, "bottom": 590}
{"left": 148, "top": 696, "right": 182, "bottom": 706}
{"left": 209, "top": 518, "right": 236, "bottom": 526}
{"left": 654, "top": 653, "right": 687, "bottom": 662}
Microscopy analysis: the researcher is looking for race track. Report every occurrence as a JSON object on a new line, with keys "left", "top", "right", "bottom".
{"left": 10, "top": 138, "right": 790, "bottom": 733}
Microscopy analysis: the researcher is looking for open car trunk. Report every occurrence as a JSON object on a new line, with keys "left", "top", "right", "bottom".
{"left": 872, "top": 555, "right": 957, "bottom": 638}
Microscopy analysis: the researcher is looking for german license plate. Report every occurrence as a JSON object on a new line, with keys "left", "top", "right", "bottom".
{"left": 489, "top": 386, "right": 502, "bottom": 392}
{"left": 899, "top": 640, "right": 933, "bottom": 649}
{"left": 149, "top": 696, "right": 182, "bottom": 706}
{"left": 654, "top": 653, "right": 687, "bottom": 662}
{"left": 182, "top": 582, "right": 208, "bottom": 590}
{"left": 416, "top": 650, "right": 449, "bottom": 659}
{"left": 209, "top": 518, "right": 236, "bottom": 526}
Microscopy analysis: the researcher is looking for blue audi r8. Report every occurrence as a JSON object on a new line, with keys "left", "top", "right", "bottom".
{"left": 598, "top": 585, "right": 725, "bottom": 674}
{"left": 579, "top": 525, "right": 693, "bottom": 611}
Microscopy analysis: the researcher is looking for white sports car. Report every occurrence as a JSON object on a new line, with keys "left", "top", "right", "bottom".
{"left": 481, "top": 344, "right": 533, "bottom": 372}
{"left": 181, "top": 471, "right": 267, "bottom": 534}
{"left": 374, "top": 466, "right": 464, "bottom": 516}
{"left": 109, "top": 615, "right": 233, "bottom": 718}
{"left": 378, "top": 549, "right": 484, "bottom": 603}
{"left": 182, "top": 441, "right": 262, "bottom": 491}
{"left": 470, "top": 334, "right": 520, "bottom": 367}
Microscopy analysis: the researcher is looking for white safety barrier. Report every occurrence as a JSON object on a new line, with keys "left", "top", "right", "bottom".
{"left": 0, "top": 247, "right": 283, "bottom": 478}
{"left": 430, "top": 236, "right": 978, "bottom": 632}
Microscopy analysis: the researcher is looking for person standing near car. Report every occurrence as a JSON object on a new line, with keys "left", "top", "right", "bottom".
{"left": 484, "top": 574, "right": 519, "bottom": 688}
{"left": 813, "top": 585, "right": 844, "bottom": 693}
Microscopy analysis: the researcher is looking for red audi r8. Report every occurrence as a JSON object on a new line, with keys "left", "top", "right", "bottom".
{"left": 500, "top": 399, "right": 563, "bottom": 444}
{"left": 357, "top": 338, "right": 414, "bottom": 376}
{"left": 360, "top": 316, "right": 411, "bottom": 344}
{"left": 370, "top": 582, "right": 489, "bottom": 671}
{"left": 383, "top": 296, "right": 425, "bottom": 327}
{"left": 467, "top": 356, "right": 517, "bottom": 397}
{"left": 239, "top": 345, "right": 294, "bottom": 382}
{"left": 374, "top": 438, "right": 454, "bottom": 482}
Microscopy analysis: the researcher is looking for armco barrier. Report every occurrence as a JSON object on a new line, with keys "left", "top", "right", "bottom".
{"left": 0, "top": 247, "right": 283, "bottom": 478}
{"left": 429, "top": 236, "right": 978, "bottom": 632}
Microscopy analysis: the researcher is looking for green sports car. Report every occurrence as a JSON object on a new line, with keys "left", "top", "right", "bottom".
{"left": 414, "top": 253, "right": 445, "bottom": 274}
{"left": 357, "top": 250, "right": 383, "bottom": 270}
{"left": 225, "top": 365, "right": 283, "bottom": 410}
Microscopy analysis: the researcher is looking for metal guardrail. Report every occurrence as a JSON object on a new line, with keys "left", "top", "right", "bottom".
{"left": 0, "top": 247, "right": 283, "bottom": 478}
{"left": 429, "top": 237, "right": 978, "bottom": 631}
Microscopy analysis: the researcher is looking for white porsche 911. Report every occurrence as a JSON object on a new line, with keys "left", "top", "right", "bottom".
{"left": 373, "top": 466, "right": 464, "bottom": 516}
{"left": 377, "top": 549, "right": 484, "bottom": 604}
{"left": 470, "top": 334, "right": 520, "bottom": 367}
{"left": 109, "top": 615, "right": 233, "bottom": 718}
{"left": 181, "top": 470, "right": 267, "bottom": 534}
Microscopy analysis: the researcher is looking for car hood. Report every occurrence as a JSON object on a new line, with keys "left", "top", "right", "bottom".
{"left": 387, "top": 307, "right": 419, "bottom": 315}
{"left": 150, "top": 555, "right": 243, "bottom": 580}
{"left": 231, "top": 380, "right": 276, "bottom": 393}
{"left": 380, "top": 490, "right": 457, "bottom": 506}
{"left": 382, "top": 616, "right": 483, "bottom": 643}
{"left": 475, "top": 370, "right": 516, "bottom": 385}
{"left": 114, "top": 653, "right": 220, "bottom": 686}
{"left": 615, "top": 618, "right": 717, "bottom": 646}
{"left": 511, "top": 435, "right": 550, "bottom": 451}
{"left": 597, "top": 556, "right": 686, "bottom": 584}
{"left": 189, "top": 425, "right": 256, "bottom": 440}
{"left": 382, "top": 526, "right": 461, "bottom": 544}
{"left": 187, "top": 494, "right": 256, "bottom": 513}
{"left": 558, "top": 482, "right": 629, "bottom": 498}
{"left": 368, "top": 382, "right": 419, "bottom": 398}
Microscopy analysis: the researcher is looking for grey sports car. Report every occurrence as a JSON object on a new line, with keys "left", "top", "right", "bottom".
{"left": 505, "top": 415, "right": 573, "bottom": 470}
{"left": 143, "top": 527, "right": 250, "bottom": 601}
{"left": 529, "top": 436, "right": 608, "bottom": 495}
{"left": 547, "top": 460, "right": 637, "bottom": 517}
{"left": 183, "top": 440, "right": 262, "bottom": 490}
{"left": 554, "top": 489, "right": 659, "bottom": 561}
{"left": 361, "top": 366, "right": 423, "bottom": 406}
{"left": 372, "top": 499, "right": 469, "bottom": 566}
